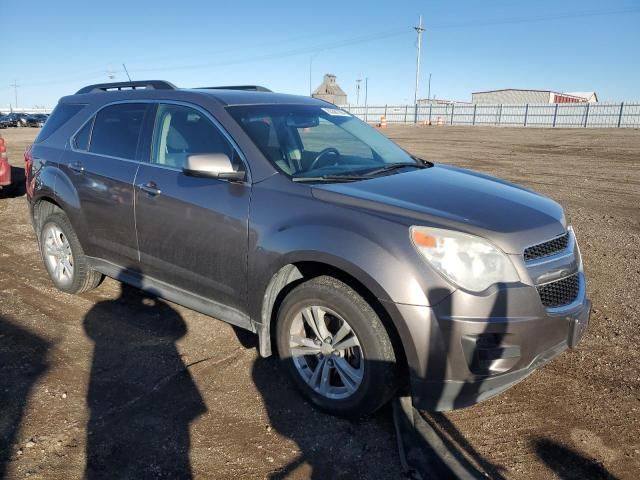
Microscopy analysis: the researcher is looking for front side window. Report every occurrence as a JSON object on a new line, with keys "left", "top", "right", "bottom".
{"left": 151, "top": 104, "right": 235, "bottom": 169}
{"left": 227, "top": 105, "right": 420, "bottom": 179}
{"left": 90, "top": 103, "right": 149, "bottom": 160}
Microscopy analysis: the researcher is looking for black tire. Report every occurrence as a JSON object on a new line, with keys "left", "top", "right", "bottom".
{"left": 39, "top": 211, "right": 103, "bottom": 294}
{"left": 275, "top": 276, "right": 398, "bottom": 417}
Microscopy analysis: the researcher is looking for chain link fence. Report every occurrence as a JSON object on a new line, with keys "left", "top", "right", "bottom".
{"left": 342, "top": 102, "right": 640, "bottom": 128}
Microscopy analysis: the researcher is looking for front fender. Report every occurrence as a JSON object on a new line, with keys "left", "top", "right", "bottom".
{"left": 250, "top": 230, "right": 432, "bottom": 371}
{"left": 257, "top": 226, "right": 421, "bottom": 304}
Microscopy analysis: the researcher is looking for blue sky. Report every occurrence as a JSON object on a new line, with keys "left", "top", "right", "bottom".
{"left": 2, "top": 0, "right": 639, "bottom": 108}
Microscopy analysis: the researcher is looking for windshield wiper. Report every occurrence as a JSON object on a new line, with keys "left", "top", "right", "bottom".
{"left": 292, "top": 174, "right": 371, "bottom": 183}
{"left": 362, "top": 162, "right": 427, "bottom": 177}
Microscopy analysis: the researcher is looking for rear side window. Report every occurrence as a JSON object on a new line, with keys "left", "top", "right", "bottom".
{"left": 90, "top": 103, "right": 149, "bottom": 160}
{"left": 35, "top": 104, "right": 86, "bottom": 143}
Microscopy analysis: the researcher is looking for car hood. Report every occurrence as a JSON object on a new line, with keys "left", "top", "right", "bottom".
{"left": 311, "top": 164, "right": 566, "bottom": 254}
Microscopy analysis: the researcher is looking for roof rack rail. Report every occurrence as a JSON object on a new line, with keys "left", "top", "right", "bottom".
{"left": 75, "top": 80, "right": 177, "bottom": 95}
{"left": 199, "top": 85, "right": 272, "bottom": 92}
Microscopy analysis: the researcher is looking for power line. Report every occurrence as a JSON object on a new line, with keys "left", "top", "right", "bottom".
{"left": 427, "top": 6, "right": 640, "bottom": 30}
{"left": 129, "top": 27, "right": 412, "bottom": 74}
{"left": 0, "top": 28, "right": 409, "bottom": 92}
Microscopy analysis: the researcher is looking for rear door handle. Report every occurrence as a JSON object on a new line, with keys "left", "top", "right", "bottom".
{"left": 69, "top": 161, "right": 84, "bottom": 173}
{"left": 138, "top": 181, "right": 161, "bottom": 196}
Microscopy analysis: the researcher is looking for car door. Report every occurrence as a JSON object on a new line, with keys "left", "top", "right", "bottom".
{"left": 64, "top": 102, "right": 152, "bottom": 266}
{"left": 134, "top": 103, "right": 251, "bottom": 319}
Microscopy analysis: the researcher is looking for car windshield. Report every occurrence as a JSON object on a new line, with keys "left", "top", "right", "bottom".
{"left": 227, "top": 104, "right": 421, "bottom": 179}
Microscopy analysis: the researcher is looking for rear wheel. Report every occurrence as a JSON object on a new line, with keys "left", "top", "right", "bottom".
{"left": 276, "top": 276, "right": 398, "bottom": 417}
{"left": 39, "top": 211, "right": 103, "bottom": 294}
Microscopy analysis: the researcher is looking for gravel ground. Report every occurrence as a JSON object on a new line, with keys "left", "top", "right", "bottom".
{"left": 0, "top": 126, "right": 639, "bottom": 479}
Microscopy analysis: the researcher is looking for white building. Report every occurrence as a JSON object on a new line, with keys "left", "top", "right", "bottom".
{"left": 472, "top": 89, "right": 598, "bottom": 104}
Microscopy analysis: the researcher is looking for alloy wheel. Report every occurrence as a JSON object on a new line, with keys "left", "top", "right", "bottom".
{"left": 289, "top": 305, "right": 364, "bottom": 400}
{"left": 42, "top": 223, "right": 74, "bottom": 288}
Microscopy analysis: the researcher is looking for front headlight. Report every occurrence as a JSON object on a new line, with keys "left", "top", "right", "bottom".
{"left": 410, "top": 226, "right": 520, "bottom": 292}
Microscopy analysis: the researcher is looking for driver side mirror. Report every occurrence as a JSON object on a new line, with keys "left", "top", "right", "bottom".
{"left": 183, "top": 153, "right": 245, "bottom": 181}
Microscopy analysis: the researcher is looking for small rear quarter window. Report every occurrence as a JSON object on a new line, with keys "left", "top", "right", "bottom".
{"left": 73, "top": 118, "right": 93, "bottom": 151}
{"left": 35, "top": 104, "right": 86, "bottom": 143}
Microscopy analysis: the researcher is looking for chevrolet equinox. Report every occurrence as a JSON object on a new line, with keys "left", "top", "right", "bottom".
{"left": 25, "top": 80, "right": 591, "bottom": 417}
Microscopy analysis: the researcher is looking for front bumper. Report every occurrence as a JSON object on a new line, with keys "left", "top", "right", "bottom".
{"left": 388, "top": 273, "right": 591, "bottom": 412}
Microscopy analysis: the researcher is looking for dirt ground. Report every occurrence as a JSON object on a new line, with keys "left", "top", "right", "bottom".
{"left": 1, "top": 125, "right": 639, "bottom": 479}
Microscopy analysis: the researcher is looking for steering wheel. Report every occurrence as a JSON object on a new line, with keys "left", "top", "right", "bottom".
{"left": 309, "top": 148, "right": 341, "bottom": 170}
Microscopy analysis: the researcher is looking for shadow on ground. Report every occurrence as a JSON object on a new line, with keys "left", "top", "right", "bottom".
{"left": 533, "top": 438, "right": 619, "bottom": 480}
{"left": 0, "top": 315, "right": 49, "bottom": 479}
{"left": 0, "top": 167, "right": 26, "bottom": 199}
{"left": 83, "top": 281, "right": 402, "bottom": 479}
{"left": 83, "top": 282, "right": 206, "bottom": 479}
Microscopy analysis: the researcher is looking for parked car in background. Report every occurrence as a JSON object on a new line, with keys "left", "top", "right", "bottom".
{"left": 0, "top": 117, "right": 8, "bottom": 129}
{"left": 0, "top": 113, "right": 20, "bottom": 127}
{"left": 25, "top": 80, "right": 591, "bottom": 417}
{"left": 25, "top": 114, "right": 48, "bottom": 127}
{"left": 0, "top": 112, "right": 30, "bottom": 127}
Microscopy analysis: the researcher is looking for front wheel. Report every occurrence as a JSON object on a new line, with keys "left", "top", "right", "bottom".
{"left": 276, "top": 276, "right": 398, "bottom": 417}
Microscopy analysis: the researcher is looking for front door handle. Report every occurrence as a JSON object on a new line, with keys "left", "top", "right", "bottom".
{"left": 138, "top": 181, "right": 161, "bottom": 196}
{"left": 69, "top": 161, "right": 84, "bottom": 173}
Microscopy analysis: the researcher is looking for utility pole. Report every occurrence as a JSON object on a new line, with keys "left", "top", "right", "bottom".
{"left": 356, "top": 78, "right": 362, "bottom": 105}
{"left": 10, "top": 80, "right": 19, "bottom": 109}
{"left": 364, "top": 77, "right": 369, "bottom": 123}
{"left": 414, "top": 15, "right": 425, "bottom": 106}
{"left": 364, "top": 78, "right": 368, "bottom": 107}
{"left": 309, "top": 56, "right": 313, "bottom": 96}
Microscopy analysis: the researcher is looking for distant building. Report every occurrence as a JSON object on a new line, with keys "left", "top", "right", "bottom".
{"left": 417, "top": 98, "right": 470, "bottom": 106}
{"left": 472, "top": 89, "right": 598, "bottom": 104}
{"left": 565, "top": 91, "right": 599, "bottom": 103}
{"left": 312, "top": 74, "right": 347, "bottom": 105}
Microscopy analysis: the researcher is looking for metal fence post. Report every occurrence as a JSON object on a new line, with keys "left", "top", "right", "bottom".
{"left": 384, "top": 104, "right": 388, "bottom": 119}
{"left": 497, "top": 104, "right": 502, "bottom": 125}
{"left": 472, "top": 104, "right": 477, "bottom": 126}
{"left": 524, "top": 104, "right": 529, "bottom": 127}
{"left": 617, "top": 102, "right": 625, "bottom": 128}
{"left": 414, "top": 104, "right": 418, "bottom": 124}
{"left": 404, "top": 105, "right": 408, "bottom": 124}
{"left": 552, "top": 103, "right": 558, "bottom": 127}
{"left": 429, "top": 104, "right": 432, "bottom": 124}
{"left": 450, "top": 104, "right": 455, "bottom": 125}
{"left": 584, "top": 103, "right": 590, "bottom": 128}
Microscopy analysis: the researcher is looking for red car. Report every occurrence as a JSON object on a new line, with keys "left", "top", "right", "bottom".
{"left": 0, "top": 135, "right": 10, "bottom": 188}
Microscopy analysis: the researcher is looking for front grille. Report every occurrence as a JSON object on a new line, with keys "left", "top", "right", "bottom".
{"left": 524, "top": 232, "right": 570, "bottom": 262}
{"left": 537, "top": 274, "right": 580, "bottom": 308}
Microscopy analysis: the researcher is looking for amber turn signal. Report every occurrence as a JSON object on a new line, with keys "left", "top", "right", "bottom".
{"left": 412, "top": 230, "right": 436, "bottom": 248}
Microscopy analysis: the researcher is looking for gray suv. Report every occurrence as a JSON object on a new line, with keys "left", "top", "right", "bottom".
{"left": 26, "top": 81, "right": 590, "bottom": 417}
